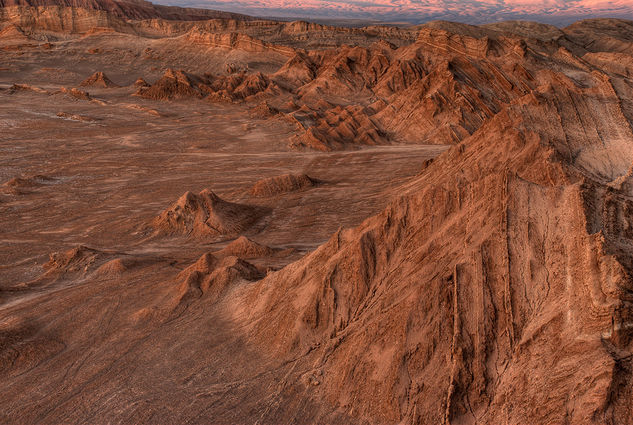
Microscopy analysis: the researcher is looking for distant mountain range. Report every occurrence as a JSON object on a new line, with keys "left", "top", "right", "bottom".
{"left": 153, "top": 0, "right": 633, "bottom": 26}
{"left": 4, "top": 0, "right": 633, "bottom": 26}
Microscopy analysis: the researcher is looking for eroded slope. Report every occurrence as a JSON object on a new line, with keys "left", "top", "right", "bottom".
{"left": 1, "top": 4, "right": 633, "bottom": 425}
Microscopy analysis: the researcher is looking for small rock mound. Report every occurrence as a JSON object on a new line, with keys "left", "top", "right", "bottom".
{"left": 179, "top": 254, "right": 262, "bottom": 293}
{"left": 216, "top": 236, "right": 277, "bottom": 258}
{"left": 44, "top": 245, "right": 108, "bottom": 275}
{"left": 179, "top": 252, "right": 219, "bottom": 276}
{"left": 207, "top": 71, "right": 278, "bottom": 102}
{"left": 250, "top": 101, "right": 279, "bottom": 118}
{"left": 152, "top": 189, "right": 268, "bottom": 238}
{"left": 133, "top": 77, "right": 149, "bottom": 87}
{"left": 56, "top": 112, "right": 96, "bottom": 122}
{"left": 4, "top": 174, "right": 54, "bottom": 188}
{"left": 290, "top": 105, "right": 385, "bottom": 151}
{"left": 58, "top": 87, "right": 91, "bottom": 100}
{"left": 7, "top": 84, "right": 48, "bottom": 94}
{"left": 41, "top": 246, "right": 147, "bottom": 282}
{"left": 2, "top": 175, "right": 55, "bottom": 194}
{"left": 232, "top": 72, "right": 275, "bottom": 100}
{"left": 173, "top": 253, "right": 263, "bottom": 313}
{"left": 203, "top": 256, "right": 262, "bottom": 292}
{"left": 135, "top": 69, "right": 209, "bottom": 100}
{"left": 94, "top": 258, "right": 128, "bottom": 276}
{"left": 250, "top": 173, "right": 320, "bottom": 197}
{"left": 80, "top": 71, "right": 119, "bottom": 88}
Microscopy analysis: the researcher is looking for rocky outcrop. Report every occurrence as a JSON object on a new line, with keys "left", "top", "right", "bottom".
{"left": 7, "top": 83, "right": 47, "bottom": 94}
{"left": 3, "top": 6, "right": 633, "bottom": 424}
{"left": 136, "top": 68, "right": 279, "bottom": 102}
{"left": 173, "top": 252, "right": 263, "bottom": 313}
{"left": 151, "top": 189, "right": 268, "bottom": 238}
{"left": 132, "top": 76, "right": 148, "bottom": 87}
{"left": 44, "top": 245, "right": 107, "bottom": 274}
{"left": 250, "top": 173, "right": 320, "bottom": 197}
{"left": 0, "top": 5, "right": 135, "bottom": 33}
{"left": 79, "top": 71, "right": 117, "bottom": 87}
{"left": 215, "top": 236, "right": 278, "bottom": 259}
{"left": 134, "top": 69, "right": 208, "bottom": 100}
{"left": 1, "top": 174, "right": 55, "bottom": 194}
{"left": 0, "top": 0, "right": 254, "bottom": 21}
{"left": 0, "top": 22, "right": 30, "bottom": 41}
{"left": 242, "top": 80, "right": 633, "bottom": 423}
{"left": 289, "top": 105, "right": 386, "bottom": 150}
{"left": 57, "top": 86, "right": 91, "bottom": 100}
{"left": 208, "top": 71, "right": 279, "bottom": 102}
{"left": 184, "top": 29, "right": 295, "bottom": 57}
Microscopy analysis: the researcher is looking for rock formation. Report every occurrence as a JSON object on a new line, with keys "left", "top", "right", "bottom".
{"left": 0, "top": 0, "right": 254, "bottom": 21}
{"left": 250, "top": 173, "right": 320, "bottom": 197}
{"left": 178, "top": 253, "right": 262, "bottom": 296}
{"left": 136, "top": 68, "right": 279, "bottom": 102}
{"left": 135, "top": 68, "right": 209, "bottom": 100}
{"left": 1, "top": 174, "right": 54, "bottom": 194}
{"left": 0, "top": 22, "right": 29, "bottom": 42}
{"left": 44, "top": 245, "right": 106, "bottom": 273}
{"left": 133, "top": 77, "right": 148, "bottom": 87}
{"left": 151, "top": 189, "right": 268, "bottom": 238}
{"left": 215, "top": 236, "right": 278, "bottom": 258}
{"left": 7, "top": 83, "right": 47, "bottom": 94}
{"left": 79, "top": 71, "right": 117, "bottom": 87}
{"left": 57, "top": 86, "right": 91, "bottom": 100}
{"left": 241, "top": 78, "right": 633, "bottom": 423}
{"left": 1, "top": 1, "right": 633, "bottom": 424}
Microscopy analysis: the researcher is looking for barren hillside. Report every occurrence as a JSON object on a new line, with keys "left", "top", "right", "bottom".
{"left": 0, "top": 0, "right": 255, "bottom": 20}
{"left": 1, "top": 1, "right": 632, "bottom": 424}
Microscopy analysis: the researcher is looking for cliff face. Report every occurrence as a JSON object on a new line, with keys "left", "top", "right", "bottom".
{"left": 241, "top": 84, "right": 633, "bottom": 423}
{"left": 219, "top": 17, "right": 633, "bottom": 423}
{"left": 0, "top": 0, "right": 254, "bottom": 20}
{"left": 0, "top": 5, "right": 134, "bottom": 33}
{"left": 0, "top": 0, "right": 425, "bottom": 51}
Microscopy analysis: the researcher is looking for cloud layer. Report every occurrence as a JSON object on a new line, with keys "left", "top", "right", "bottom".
{"left": 156, "top": 0, "right": 633, "bottom": 24}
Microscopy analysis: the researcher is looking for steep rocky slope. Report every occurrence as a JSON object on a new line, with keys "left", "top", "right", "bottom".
{"left": 102, "top": 16, "right": 633, "bottom": 150}
{"left": 241, "top": 83, "right": 633, "bottom": 423}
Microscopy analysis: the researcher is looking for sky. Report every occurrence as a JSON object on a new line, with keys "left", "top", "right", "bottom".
{"left": 155, "top": 0, "right": 633, "bottom": 25}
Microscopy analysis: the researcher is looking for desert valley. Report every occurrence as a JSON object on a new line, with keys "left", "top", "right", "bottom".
{"left": 1, "top": 0, "right": 633, "bottom": 423}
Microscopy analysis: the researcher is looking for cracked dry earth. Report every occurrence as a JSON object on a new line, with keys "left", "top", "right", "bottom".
{"left": 2, "top": 2, "right": 633, "bottom": 424}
